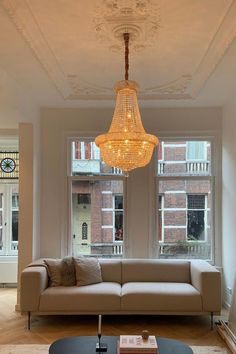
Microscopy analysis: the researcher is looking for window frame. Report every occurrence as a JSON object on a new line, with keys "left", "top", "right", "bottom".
{"left": 155, "top": 135, "right": 218, "bottom": 264}
{"left": 67, "top": 137, "right": 127, "bottom": 258}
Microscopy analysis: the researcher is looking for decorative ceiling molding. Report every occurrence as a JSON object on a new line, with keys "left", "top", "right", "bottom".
{"left": 67, "top": 75, "right": 112, "bottom": 98}
{"left": 189, "top": 0, "right": 236, "bottom": 97}
{"left": 67, "top": 74, "right": 193, "bottom": 100}
{"left": 93, "top": 0, "right": 161, "bottom": 53}
{"left": 1, "top": 0, "right": 236, "bottom": 101}
{"left": 1, "top": 0, "right": 72, "bottom": 99}
{"left": 142, "top": 75, "right": 192, "bottom": 95}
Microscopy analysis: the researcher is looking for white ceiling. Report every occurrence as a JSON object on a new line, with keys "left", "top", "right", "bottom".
{"left": 0, "top": 0, "right": 236, "bottom": 108}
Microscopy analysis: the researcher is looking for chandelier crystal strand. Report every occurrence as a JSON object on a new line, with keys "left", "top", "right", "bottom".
{"left": 95, "top": 32, "right": 158, "bottom": 175}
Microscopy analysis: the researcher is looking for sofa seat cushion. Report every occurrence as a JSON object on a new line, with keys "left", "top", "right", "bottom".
{"left": 121, "top": 282, "right": 202, "bottom": 312}
{"left": 39, "top": 282, "right": 121, "bottom": 312}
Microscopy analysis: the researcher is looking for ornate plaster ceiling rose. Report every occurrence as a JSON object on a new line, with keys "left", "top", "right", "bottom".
{"left": 94, "top": 0, "right": 161, "bottom": 52}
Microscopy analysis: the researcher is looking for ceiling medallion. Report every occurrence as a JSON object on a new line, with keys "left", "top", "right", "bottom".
{"left": 93, "top": 0, "right": 161, "bottom": 52}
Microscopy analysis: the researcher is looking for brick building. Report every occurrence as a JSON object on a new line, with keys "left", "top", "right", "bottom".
{"left": 71, "top": 139, "right": 212, "bottom": 259}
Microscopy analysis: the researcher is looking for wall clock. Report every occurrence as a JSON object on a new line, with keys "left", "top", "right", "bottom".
{"left": 0, "top": 157, "right": 16, "bottom": 173}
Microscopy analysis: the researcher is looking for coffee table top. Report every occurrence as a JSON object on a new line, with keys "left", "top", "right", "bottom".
{"left": 49, "top": 335, "right": 193, "bottom": 354}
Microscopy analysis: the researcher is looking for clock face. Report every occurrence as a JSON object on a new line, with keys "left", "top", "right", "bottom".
{"left": 0, "top": 158, "right": 16, "bottom": 173}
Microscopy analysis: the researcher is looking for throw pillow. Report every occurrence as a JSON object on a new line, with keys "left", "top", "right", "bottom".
{"left": 44, "top": 257, "right": 76, "bottom": 287}
{"left": 74, "top": 257, "right": 102, "bottom": 286}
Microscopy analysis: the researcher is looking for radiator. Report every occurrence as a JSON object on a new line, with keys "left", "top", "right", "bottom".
{"left": 0, "top": 261, "right": 17, "bottom": 283}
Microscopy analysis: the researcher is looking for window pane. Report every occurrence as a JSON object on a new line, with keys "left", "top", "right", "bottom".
{"left": 157, "top": 140, "right": 211, "bottom": 176}
{"left": 12, "top": 211, "right": 18, "bottom": 242}
{"left": 114, "top": 211, "right": 123, "bottom": 241}
{"left": 187, "top": 142, "right": 205, "bottom": 160}
{"left": 71, "top": 140, "right": 124, "bottom": 176}
{"left": 78, "top": 193, "right": 91, "bottom": 204}
{"left": 71, "top": 180, "right": 124, "bottom": 258}
{"left": 115, "top": 195, "right": 123, "bottom": 209}
{"left": 12, "top": 194, "right": 19, "bottom": 209}
{"left": 157, "top": 179, "right": 212, "bottom": 260}
{"left": 188, "top": 195, "right": 205, "bottom": 209}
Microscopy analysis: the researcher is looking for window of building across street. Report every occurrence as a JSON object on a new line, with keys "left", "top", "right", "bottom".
{"left": 157, "top": 139, "right": 213, "bottom": 260}
{"left": 69, "top": 138, "right": 125, "bottom": 258}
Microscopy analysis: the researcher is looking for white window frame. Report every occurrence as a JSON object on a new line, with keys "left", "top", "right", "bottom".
{"left": 67, "top": 137, "right": 127, "bottom": 258}
{"left": 155, "top": 135, "right": 218, "bottom": 263}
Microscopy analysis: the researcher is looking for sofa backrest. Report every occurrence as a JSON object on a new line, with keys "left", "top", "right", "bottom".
{"left": 121, "top": 259, "right": 191, "bottom": 284}
{"left": 99, "top": 259, "right": 122, "bottom": 283}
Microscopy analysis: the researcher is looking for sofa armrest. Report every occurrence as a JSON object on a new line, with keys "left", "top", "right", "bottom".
{"left": 190, "top": 260, "right": 221, "bottom": 313}
{"left": 20, "top": 266, "right": 48, "bottom": 312}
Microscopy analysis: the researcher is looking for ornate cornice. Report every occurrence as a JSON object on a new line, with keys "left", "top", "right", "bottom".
{"left": 189, "top": 0, "right": 236, "bottom": 97}
{"left": 1, "top": 0, "right": 71, "bottom": 99}
{"left": 1, "top": 0, "right": 236, "bottom": 100}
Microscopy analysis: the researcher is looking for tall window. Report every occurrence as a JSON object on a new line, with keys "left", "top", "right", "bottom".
{"left": 157, "top": 139, "right": 213, "bottom": 260}
{"left": 0, "top": 184, "right": 19, "bottom": 256}
{"left": 69, "top": 139, "right": 125, "bottom": 258}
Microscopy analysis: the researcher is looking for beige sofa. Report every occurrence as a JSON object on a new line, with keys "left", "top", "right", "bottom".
{"left": 20, "top": 258, "right": 221, "bottom": 329}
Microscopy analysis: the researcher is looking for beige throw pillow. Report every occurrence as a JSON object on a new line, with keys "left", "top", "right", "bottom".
{"left": 44, "top": 257, "right": 76, "bottom": 287}
{"left": 74, "top": 257, "right": 102, "bottom": 286}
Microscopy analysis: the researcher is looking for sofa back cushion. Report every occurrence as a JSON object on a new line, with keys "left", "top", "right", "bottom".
{"left": 74, "top": 257, "right": 102, "bottom": 286}
{"left": 122, "top": 259, "right": 191, "bottom": 283}
{"left": 44, "top": 257, "right": 76, "bottom": 286}
{"left": 99, "top": 259, "right": 122, "bottom": 283}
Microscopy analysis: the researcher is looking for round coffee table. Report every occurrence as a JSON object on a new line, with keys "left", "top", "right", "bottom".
{"left": 49, "top": 335, "right": 193, "bottom": 354}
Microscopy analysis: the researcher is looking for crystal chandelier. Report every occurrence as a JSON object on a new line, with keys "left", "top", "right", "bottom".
{"left": 95, "top": 33, "right": 158, "bottom": 175}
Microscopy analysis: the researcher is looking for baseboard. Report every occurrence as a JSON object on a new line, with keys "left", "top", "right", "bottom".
{"left": 15, "top": 303, "right": 21, "bottom": 312}
{"left": 0, "top": 283, "right": 17, "bottom": 288}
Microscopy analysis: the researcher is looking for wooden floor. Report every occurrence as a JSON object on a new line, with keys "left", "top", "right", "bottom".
{"left": 0, "top": 288, "right": 229, "bottom": 348}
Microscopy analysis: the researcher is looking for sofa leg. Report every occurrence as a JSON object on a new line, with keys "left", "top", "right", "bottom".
{"left": 27, "top": 311, "right": 31, "bottom": 331}
{"left": 210, "top": 312, "right": 213, "bottom": 330}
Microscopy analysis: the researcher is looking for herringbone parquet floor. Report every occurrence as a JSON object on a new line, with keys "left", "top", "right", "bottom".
{"left": 0, "top": 288, "right": 228, "bottom": 348}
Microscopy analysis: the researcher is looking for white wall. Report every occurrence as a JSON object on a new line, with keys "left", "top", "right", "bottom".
{"left": 40, "top": 107, "right": 222, "bottom": 259}
{"left": 222, "top": 100, "right": 236, "bottom": 307}
{"left": 0, "top": 67, "right": 41, "bottom": 293}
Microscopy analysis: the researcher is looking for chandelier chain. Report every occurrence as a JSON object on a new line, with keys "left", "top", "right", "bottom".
{"left": 124, "top": 33, "right": 129, "bottom": 81}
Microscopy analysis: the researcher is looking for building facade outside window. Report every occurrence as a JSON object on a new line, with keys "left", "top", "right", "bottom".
{"left": 113, "top": 195, "right": 123, "bottom": 241}
{"left": 69, "top": 139, "right": 125, "bottom": 258}
{"left": 157, "top": 139, "right": 213, "bottom": 260}
{"left": 68, "top": 137, "right": 217, "bottom": 261}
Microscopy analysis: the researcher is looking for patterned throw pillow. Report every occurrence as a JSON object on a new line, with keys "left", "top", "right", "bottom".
{"left": 44, "top": 257, "right": 76, "bottom": 287}
{"left": 74, "top": 257, "right": 102, "bottom": 286}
